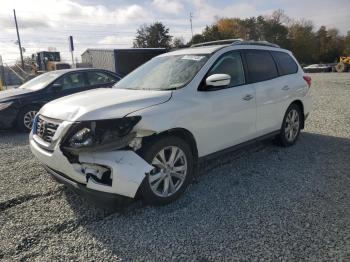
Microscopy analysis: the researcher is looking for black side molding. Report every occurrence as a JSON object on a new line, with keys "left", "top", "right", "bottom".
{"left": 198, "top": 130, "right": 280, "bottom": 163}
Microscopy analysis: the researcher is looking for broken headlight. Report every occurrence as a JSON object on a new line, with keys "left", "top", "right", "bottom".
{"left": 62, "top": 116, "right": 141, "bottom": 153}
{"left": 70, "top": 127, "right": 94, "bottom": 148}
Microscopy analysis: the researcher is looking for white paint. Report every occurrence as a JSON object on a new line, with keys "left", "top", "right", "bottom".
{"left": 205, "top": 74, "right": 231, "bottom": 87}
{"left": 30, "top": 44, "right": 312, "bottom": 199}
{"left": 31, "top": 130, "right": 153, "bottom": 197}
{"left": 80, "top": 151, "right": 154, "bottom": 198}
{"left": 39, "top": 88, "right": 171, "bottom": 121}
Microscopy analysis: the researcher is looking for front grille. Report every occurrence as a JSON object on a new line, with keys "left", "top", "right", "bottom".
{"left": 35, "top": 115, "right": 61, "bottom": 143}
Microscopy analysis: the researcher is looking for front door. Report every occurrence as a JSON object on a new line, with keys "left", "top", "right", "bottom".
{"left": 193, "top": 51, "right": 257, "bottom": 156}
{"left": 47, "top": 71, "right": 90, "bottom": 102}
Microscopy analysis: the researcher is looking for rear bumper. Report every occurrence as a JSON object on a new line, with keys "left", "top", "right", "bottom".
{"left": 44, "top": 165, "right": 133, "bottom": 208}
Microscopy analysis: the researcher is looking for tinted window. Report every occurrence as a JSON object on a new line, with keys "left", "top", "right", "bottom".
{"left": 244, "top": 50, "right": 278, "bottom": 83}
{"left": 56, "top": 73, "right": 87, "bottom": 90}
{"left": 208, "top": 51, "right": 245, "bottom": 87}
{"left": 87, "top": 71, "right": 116, "bottom": 85}
{"left": 271, "top": 51, "right": 298, "bottom": 75}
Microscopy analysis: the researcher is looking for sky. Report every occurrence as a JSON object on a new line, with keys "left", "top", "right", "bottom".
{"left": 0, "top": 0, "right": 349, "bottom": 65}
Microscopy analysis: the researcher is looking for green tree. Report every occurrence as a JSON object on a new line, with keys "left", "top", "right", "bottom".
{"left": 172, "top": 37, "right": 186, "bottom": 49}
{"left": 188, "top": 34, "right": 205, "bottom": 45}
{"left": 344, "top": 31, "right": 350, "bottom": 55}
{"left": 186, "top": 10, "right": 349, "bottom": 64}
{"left": 315, "top": 27, "right": 345, "bottom": 62}
{"left": 201, "top": 25, "right": 224, "bottom": 41}
{"left": 241, "top": 17, "right": 261, "bottom": 40}
{"left": 133, "top": 22, "right": 172, "bottom": 48}
{"left": 258, "top": 11, "right": 290, "bottom": 48}
{"left": 288, "top": 20, "right": 316, "bottom": 64}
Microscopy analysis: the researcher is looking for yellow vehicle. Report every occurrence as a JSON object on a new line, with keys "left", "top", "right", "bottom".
{"left": 36, "top": 51, "right": 70, "bottom": 72}
{"left": 335, "top": 56, "right": 350, "bottom": 72}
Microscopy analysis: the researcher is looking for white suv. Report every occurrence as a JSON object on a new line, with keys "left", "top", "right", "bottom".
{"left": 30, "top": 40, "right": 312, "bottom": 206}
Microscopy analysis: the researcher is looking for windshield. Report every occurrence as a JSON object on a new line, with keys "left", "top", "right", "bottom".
{"left": 19, "top": 71, "right": 62, "bottom": 91}
{"left": 114, "top": 54, "right": 209, "bottom": 91}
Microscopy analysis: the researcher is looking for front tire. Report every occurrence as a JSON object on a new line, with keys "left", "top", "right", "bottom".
{"left": 277, "top": 104, "right": 302, "bottom": 147}
{"left": 17, "top": 106, "right": 39, "bottom": 132}
{"left": 139, "top": 136, "right": 194, "bottom": 206}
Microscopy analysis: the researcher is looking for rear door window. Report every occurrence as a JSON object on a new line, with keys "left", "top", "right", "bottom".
{"left": 56, "top": 72, "right": 87, "bottom": 90}
{"left": 271, "top": 51, "right": 298, "bottom": 75}
{"left": 244, "top": 50, "right": 278, "bottom": 83}
{"left": 87, "top": 71, "right": 116, "bottom": 85}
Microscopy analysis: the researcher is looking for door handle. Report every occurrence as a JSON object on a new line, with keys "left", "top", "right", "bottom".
{"left": 243, "top": 94, "right": 254, "bottom": 101}
{"left": 282, "top": 85, "right": 290, "bottom": 91}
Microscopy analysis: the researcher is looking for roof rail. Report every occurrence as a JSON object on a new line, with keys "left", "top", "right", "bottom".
{"left": 191, "top": 39, "right": 243, "bottom": 47}
{"left": 232, "top": 40, "right": 280, "bottom": 48}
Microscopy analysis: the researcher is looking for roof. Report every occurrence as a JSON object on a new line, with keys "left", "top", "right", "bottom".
{"left": 160, "top": 45, "right": 227, "bottom": 56}
{"left": 81, "top": 48, "right": 166, "bottom": 56}
{"left": 161, "top": 40, "right": 286, "bottom": 57}
{"left": 42, "top": 68, "right": 113, "bottom": 75}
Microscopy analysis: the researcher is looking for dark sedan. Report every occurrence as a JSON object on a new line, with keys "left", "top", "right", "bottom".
{"left": 0, "top": 68, "right": 121, "bottom": 132}
{"left": 303, "top": 64, "right": 332, "bottom": 73}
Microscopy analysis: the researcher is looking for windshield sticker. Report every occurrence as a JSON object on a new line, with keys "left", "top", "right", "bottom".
{"left": 181, "top": 55, "right": 205, "bottom": 61}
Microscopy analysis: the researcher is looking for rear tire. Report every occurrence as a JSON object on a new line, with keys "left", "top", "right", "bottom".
{"left": 139, "top": 136, "right": 194, "bottom": 206}
{"left": 277, "top": 104, "right": 302, "bottom": 147}
{"left": 16, "top": 105, "right": 40, "bottom": 132}
{"left": 335, "top": 62, "right": 349, "bottom": 73}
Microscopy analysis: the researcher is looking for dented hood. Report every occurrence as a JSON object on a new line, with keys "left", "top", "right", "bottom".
{"left": 40, "top": 88, "right": 172, "bottom": 121}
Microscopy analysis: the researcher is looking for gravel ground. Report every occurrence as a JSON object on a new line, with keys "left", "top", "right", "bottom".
{"left": 1, "top": 73, "right": 349, "bottom": 261}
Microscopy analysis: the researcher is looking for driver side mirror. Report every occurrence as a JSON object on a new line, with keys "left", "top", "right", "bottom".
{"left": 204, "top": 74, "right": 231, "bottom": 90}
{"left": 52, "top": 83, "right": 63, "bottom": 93}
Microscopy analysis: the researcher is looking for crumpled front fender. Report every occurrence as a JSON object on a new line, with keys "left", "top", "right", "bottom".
{"left": 79, "top": 151, "right": 154, "bottom": 198}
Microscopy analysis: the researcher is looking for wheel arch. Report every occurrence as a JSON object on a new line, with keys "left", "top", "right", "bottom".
{"left": 135, "top": 127, "right": 199, "bottom": 201}
{"left": 140, "top": 127, "right": 199, "bottom": 163}
{"left": 289, "top": 100, "right": 305, "bottom": 129}
{"left": 18, "top": 103, "right": 42, "bottom": 112}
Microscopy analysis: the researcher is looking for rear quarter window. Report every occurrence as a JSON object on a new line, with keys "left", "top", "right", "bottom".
{"left": 271, "top": 51, "right": 298, "bottom": 76}
{"left": 244, "top": 50, "right": 278, "bottom": 83}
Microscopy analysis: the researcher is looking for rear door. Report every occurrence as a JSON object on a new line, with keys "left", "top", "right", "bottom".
{"left": 243, "top": 49, "right": 283, "bottom": 136}
{"left": 271, "top": 50, "right": 301, "bottom": 111}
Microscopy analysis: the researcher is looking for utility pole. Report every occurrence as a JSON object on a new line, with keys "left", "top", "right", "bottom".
{"left": 13, "top": 9, "right": 24, "bottom": 69}
{"left": 68, "top": 36, "right": 75, "bottom": 68}
{"left": 190, "top": 12, "right": 194, "bottom": 39}
{"left": 0, "top": 55, "right": 5, "bottom": 90}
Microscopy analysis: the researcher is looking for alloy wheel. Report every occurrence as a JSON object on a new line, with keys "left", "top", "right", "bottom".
{"left": 149, "top": 146, "right": 188, "bottom": 198}
{"left": 284, "top": 109, "right": 300, "bottom": 142}
{"left": 23, "top": 111, "right": 37, "bottom": 130}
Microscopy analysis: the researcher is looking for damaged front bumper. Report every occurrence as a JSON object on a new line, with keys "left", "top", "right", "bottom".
{"left": 29, "top": 131, "right": 154, "bottom": 202}
{"left": 43, "top": 165, "right": 133, "bottom": 207}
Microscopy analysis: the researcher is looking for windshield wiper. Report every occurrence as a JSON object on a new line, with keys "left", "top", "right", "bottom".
{"left": 119, "top": 87, "right": 177, "bottom": 91}
{"left": 162, "top": 87, "right": 178, "bottom": 90}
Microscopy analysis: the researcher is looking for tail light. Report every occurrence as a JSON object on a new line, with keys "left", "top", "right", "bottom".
{"left": 303, "top": 76, "right": 311, "bottom": 88}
